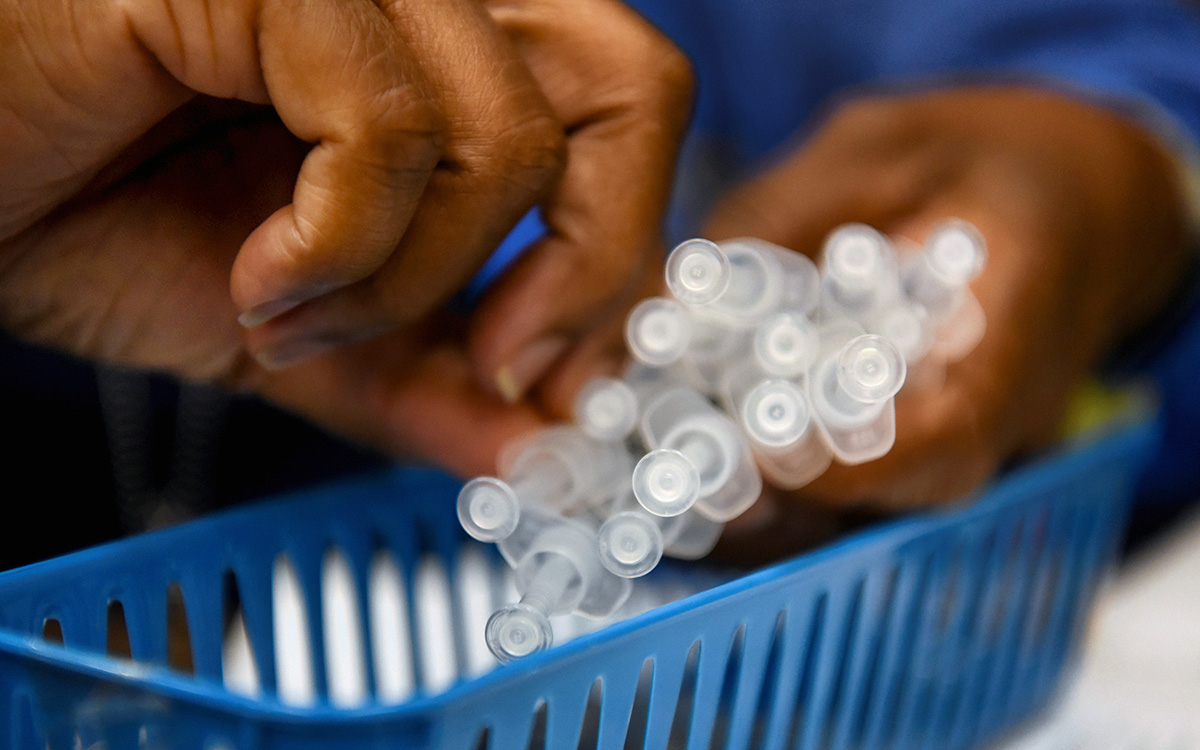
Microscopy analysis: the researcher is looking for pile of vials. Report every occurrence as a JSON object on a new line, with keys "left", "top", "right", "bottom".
{"left": 458, "top": 220, "right": 987, "bottom": 662}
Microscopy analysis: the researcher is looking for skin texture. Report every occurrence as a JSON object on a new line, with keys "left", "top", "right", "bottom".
{"left": 0, "top": 0, "right": 691, "bottom": 476}
{"left": 712, "top": 86, "right": 1192, "bottom": 562}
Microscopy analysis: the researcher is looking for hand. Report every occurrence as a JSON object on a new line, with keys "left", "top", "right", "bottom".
{"left": 1, "top": 0, "right": 565, "bottom": 369}
{"left": 470, "top": 0, "right": 693, "bottom": 411}
{"left": 0, "top": 0, "right": 691, "bottom": 476}
{"left": 704, "top": 87, "right": 1191, "bottom": 538}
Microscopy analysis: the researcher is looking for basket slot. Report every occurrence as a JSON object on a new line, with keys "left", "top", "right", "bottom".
{"left": 764, "top": 595, "right": 827, "bottom": 750}
{"left": 745, "top": 611, "right": 787, "bottom": 750}
{"left": 1031, "top": 497, "right": 1108, "bottom": 700}
{"left": 920, "top": 529, "right": 999, "bottom": 749}
{"left": 118, "top": 585, "right": 166, "bottom": 666}
{"left": 454, "top": 545, "right": 501, "bottom": 679}
{"left": 223, "top": 591, "right": 261, "bottom": 697}
{"left": 973, "top": 503, "right": 1055, "bottom": 737}
{"left": 594, "top": 657, "right": 650, "bottom": 749}
{"left": 794, "top": 578, "right": 866, "bottom": 750}
{"left": 859, "top": 555, "right": 931, "bottom": 749}
{"left": 273, "top": 554, "right": 317, "bottom": 706}
{"left": 680, "top": 623, "right": 743, "bottom": 750}
{"left": 644, "top": 638, "right": 697, "bottom": 750}
{"left": 547, "top": 676, "right": 600, "bottom": 749}
{"left": 291, "top": 544, "right": 332, "bottom": 703}
{"left": 231, "top": 556, "right": 276, "bottom": 693}
{"left": 1011, "top": 498, "right": 1079, "bottom": 721}
{"left": 176, "top": 564, "right": 226, "bottom": 682}
{"left": 945, "top": 513, "right": 1027, "bottom": 747}
{"left": 105, "top": 601, "right": 133, "bottom": 659}
{"left": 413, "top": 554, "right": 458, "bottom": 695}
{"left": 368, "top": 549, "right": 416, "bottom": 704}
{"left": 720, "top": 612, "right": 782, "bottom": 750}
{"left": 888, "top": 538, "right": 958, "bottom": 746}
{"left": 41, "top": 617, "right": 64, "bottom": 645}
{"left": 322, "top": 548, "right": 369, "bottom": 707}
{"left": 836, "top": 565, "right": 906, "bottom": 750}
{"left": 340, "top": 535, "right": 384, "bottom": 699}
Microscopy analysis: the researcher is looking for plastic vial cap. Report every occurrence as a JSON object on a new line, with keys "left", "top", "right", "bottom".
{"left": 925, "top": 220, "right": 986, "bottom": 285}
{"left": 871, "top": 303, "right": 930, "bottom": 363}
{"left": 486, "top": 603, "right": 553, "bottom": 663}
{"left": 836, "top": 334, "right": 906, "bottom": 404}
{"left": 574, "top": 377, "right": 638, "bottom": 442}
{"left": 598, "top": 512, "right": 664, "bottom": 578}
{"left": 632, "top": 449, "right": 701, "bottom": 517}
{"left": 823, "top": 224, "right": 889, "bottom": 291}
{"left": 666, "top": 239, "right": 731, "bottom": 305}
{"left": 457, "top": 477, "right": 519, "bottom": 542}
{"left": 754, "top": 311, "right": 819, "bottom": 378}
{"left": 626, "top": 297, "right": 693, "bottom": 367}
{"left": 742, "top": 380, "right": 811, "bottom": 448}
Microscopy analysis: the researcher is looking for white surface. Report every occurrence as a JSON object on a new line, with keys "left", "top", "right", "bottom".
{"left": 1001, "top": 507, "right": 1200, "bottom": 749}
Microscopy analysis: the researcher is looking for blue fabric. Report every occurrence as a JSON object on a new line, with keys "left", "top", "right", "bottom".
{"left": 624, "top": 0, "right": 1200, "bottom": 503}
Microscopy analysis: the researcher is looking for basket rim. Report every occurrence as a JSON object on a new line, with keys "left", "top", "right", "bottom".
{"left": 0, "top": 415, "right": 1158, "bottom": 724}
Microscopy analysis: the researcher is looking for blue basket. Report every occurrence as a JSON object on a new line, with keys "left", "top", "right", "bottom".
{"left": 0, "top": 418, "right": 1156, "bottom": 750}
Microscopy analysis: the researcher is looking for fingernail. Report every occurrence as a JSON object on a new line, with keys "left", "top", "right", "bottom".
{"left": 494, "top": 336, "right": 570, "bottom": 404}
{"left": 254, "top": 335, "right": 337, "bottom": 371}
{"left": 238, "top": 298, "right": 302, "bottom": 328}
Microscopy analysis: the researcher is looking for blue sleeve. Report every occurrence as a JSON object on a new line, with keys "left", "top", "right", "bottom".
{"left": 628, "top": 0, "right": 1200, "bottom": 166}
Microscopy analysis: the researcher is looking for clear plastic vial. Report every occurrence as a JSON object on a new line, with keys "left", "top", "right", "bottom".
{"left": 573, "top": 377, "right": 639, "bottom": 442}
{"left": 903, "top": 220, "right": 988, "bottom": 362}
{"left": 640, "top": 387, "right": 763, "bottom": 522}
{"left": 631, "top": 448, "right": 702, "bottom": 516}
{"left": 625, "top": 297, "right": 693, "bottom": 367}
{"left": 597, "top": 511, "right": 664, "bottom": 578}
{"left": 720, "top": 364, "right": 832, "bottom": 489}
{"left": 727, "top": 238, "right": 822, "bottom": 317}
{"left": 703, "top": 241, "right": 786, "bottom": 328}
{"left": 487, "top": 520, "right": 631, "bottom": 662}
{"left": 819, "top": 224, "right": 899, "bottom": 321}
{"left": 665, "top": 239, "right": 730, "bottom": 305}
{"left": 810, "top": 334, "right": 907, "bottom": 464}
{"left": 753, "top": 311, "right": 820, "bottom": 379}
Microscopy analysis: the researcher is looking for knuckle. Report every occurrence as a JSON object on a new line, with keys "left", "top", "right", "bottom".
{"left": 359, "top": 85, "right": 448, "bottom": 165}
{"left": 470, "top": 108, "right": 567, "bottom": 194}
{"left": 626, "top": 36, "right": 695, "bottom": 117}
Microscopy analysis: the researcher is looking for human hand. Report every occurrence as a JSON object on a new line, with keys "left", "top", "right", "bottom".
{"left": 0, "top": 0, "right": 690, "bottom": 475}
{"left": 704, "top": 87, "right": 1191, "bottom": 547}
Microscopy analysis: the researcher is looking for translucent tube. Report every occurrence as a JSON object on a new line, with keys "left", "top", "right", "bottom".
{"left": 457, "top": 454, "right": 570, "bottom": 543}
{"left": 597, "top": 511, "right": 664, "bottom": 578}
{"left": 640, "top": 386, "right": 762, "bottom": 522}
{"left": 753, "top": 311, "right": 820, "bottom": 379}
{"left": 488, "top": 518, "right": 632, "bottom": 661}
{"left": 816, "top": 318, "right": 866, "bottom": 361}
{"left": 573, "top": 377, "right": 638, "bottom": 442}
{"left": 597, "top": 494, "right": 723, "bottom": 576}
{"left": 659, "top": 511, "right": 724, "bottom": 560}
{"left": 631, "top": 448, "right": 702, "bottom": 516}
{"left": 904, "top": 219, "right": 987, "bottom": 319}
{"left": 467, "top": 426, "right": 632, "bottom": 549}
{"left": 819, "top": 224, "right": 899, "bottom": 321}
{"left": 864, "top": 300, "right": 932, "bottom": 365}
{"left": 903, "top": 220, "right": 987, "bottom": 362}
{"left": 676, "top": 310, "right": 752, "bottom": 395}
{"left": 720, "top": 364, "right": 832, "bottom": 489}
{"left": 704, "top": 241, "right": 786, "bottom": 327}
{"left": 625, "top": 297, "right": 693, "bottom": 367}
{"left": 666, "top": 239, "right": 730, "bottom": 305}
{"left": 728, "top": 238, "right": 822, "bottom": 316}
{"left": 500, "top": 426, "right": 634, "bottom": 515}
{"left": 809, "top": 334, "right": 906, "bottom": 464}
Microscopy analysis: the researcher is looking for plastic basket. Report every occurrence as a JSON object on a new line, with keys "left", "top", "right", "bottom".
{"left": 0, "top": 418, "right": 1156, "bottom": 750}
